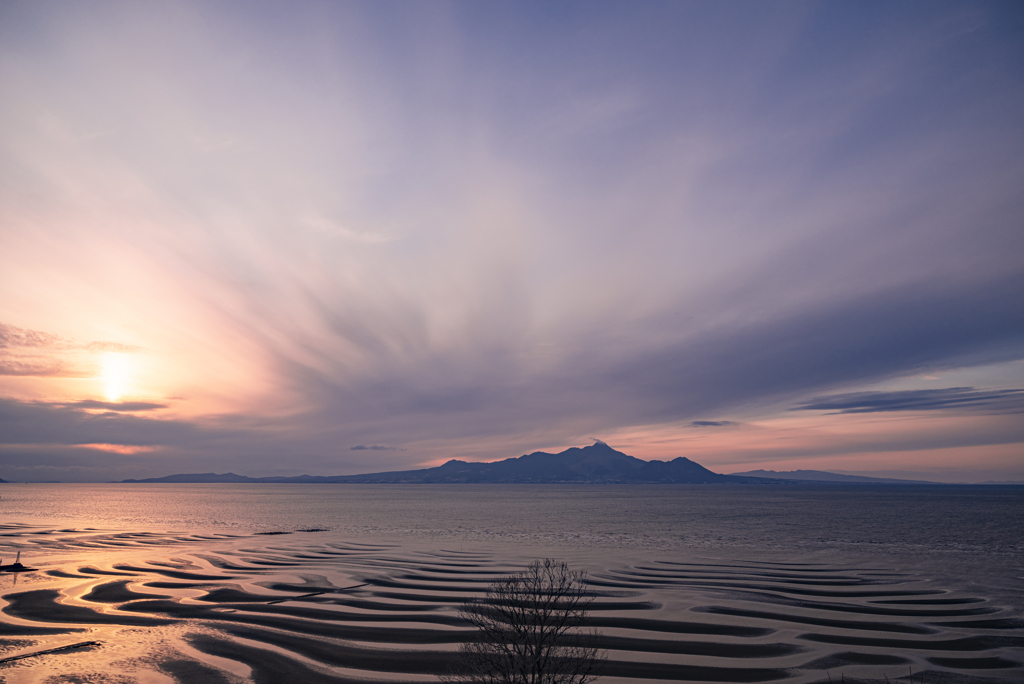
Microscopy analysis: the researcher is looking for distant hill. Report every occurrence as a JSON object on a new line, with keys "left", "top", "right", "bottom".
{"left": 119, "top": 472, "right": 258, "bottom": 484}
{"left": 729, "top": 469, "right": 935, "bottom": 484}
{"left": 119, "top": 443, "right": 769, "bottom": 484}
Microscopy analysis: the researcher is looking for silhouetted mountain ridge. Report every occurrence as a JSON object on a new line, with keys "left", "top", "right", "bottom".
{"left": 119, "top": 472, "right": 256, "bottom": 484}
{"left": 118, "top": 443, "right": 764, "bottom": 484}
{"left": 730, "top": 469, "right": 935, "bottom": 484}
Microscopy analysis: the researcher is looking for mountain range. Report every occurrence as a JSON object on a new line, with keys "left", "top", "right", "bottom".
{"left": 120, "top": 443, "right": 756, "bottom": 484}
{"left": 116, "top": 443, "right": 945, "bottom": 485}
{"left": 729, "top": 469, "right": 934, "bottom": 484}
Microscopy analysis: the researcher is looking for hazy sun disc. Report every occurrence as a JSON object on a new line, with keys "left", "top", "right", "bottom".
{"left": 101, "top": 352, "right": 131, "bottom": 402}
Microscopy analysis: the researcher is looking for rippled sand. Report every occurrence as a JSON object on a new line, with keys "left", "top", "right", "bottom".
{"left": 0, "top": 524, "right": 1020, "bottom": 683}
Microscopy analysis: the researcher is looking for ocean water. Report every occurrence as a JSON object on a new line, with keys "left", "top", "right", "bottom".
{"left": 0, "top": 484, "right": 1021, "bottom": 683}
{"left": 3, "top": 484, "right": 1022, "bottom": 581}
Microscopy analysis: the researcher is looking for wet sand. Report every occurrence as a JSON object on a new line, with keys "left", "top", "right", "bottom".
{"left": 0, "top": 525, "right": 1020, "bottom": 683}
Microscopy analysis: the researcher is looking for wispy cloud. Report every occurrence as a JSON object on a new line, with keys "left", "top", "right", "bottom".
{"left": 792, "top": 388, "right": 1024, "bottom": 414}
{"left": 0, "top": 398, "right": 206, "bottom": 447}
{"left": 0, "top": 322, "right": 142, "bottom": 377}
{"left": 61, "top": 400, "right": 168, "bottom": 412}
{"left": 0, "top": 1, "right": 1021, "bottom": 481}
{"left": 0, "top": 323, "right": 140, "bottom": 353}
{"left": 0, "top": 323, "right": 69, "bottom": 349}
{"left": 76, "top": 443, "right": 158, "bottom": 455}
{"left": 0, "top": 357, "right": 72, "bottom": 378}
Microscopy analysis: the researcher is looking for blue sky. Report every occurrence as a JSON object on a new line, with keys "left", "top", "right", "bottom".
{"left": 1, "top": 1, "right": 1022, "bottom": 482}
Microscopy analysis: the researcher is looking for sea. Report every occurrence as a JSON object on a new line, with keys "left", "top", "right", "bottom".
{"left": 0, "top": 484, "right": 1021, "bottom": 683}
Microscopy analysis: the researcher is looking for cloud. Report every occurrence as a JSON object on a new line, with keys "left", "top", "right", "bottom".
{"left": 792, "top": 387, "right": 1024, "bottom": 414}
{"left": 0, "top": 2, "right": 1022, "bottom": 481}
{"left": 0, "top": 322, "right": 142, "bottom": 377}
{"left": 76, "top": 443, "right": 158, "bottom": 455}
{"left": 61, "top": 400, "right": 168, "bottom": 412}
{"left": 0, "top": 322, "right": 139, "bottom": 353}
{"left": 602, "top": 271, "right": 1024, "bottom": 424}
{"left": 305, "top": 217, "right": 395, "bottom": 245}
{"left": 84, "top": 341, "right": 144, "bottom": 353}
{"left": 0, "top": 323, "right": 75, "bottom": 376}
{"left": 0, "top": 397, "right": 209, "bottom": 447}
{"left": 689, "top": 421, "right": 739, "bottom": 428}
{"left": 0, "top": 358, "right": 71, "bottom": 377}
{"left": 0, "top": 322, "right": 69, "bottom": 349}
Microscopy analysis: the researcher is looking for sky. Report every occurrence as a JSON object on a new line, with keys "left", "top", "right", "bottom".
{"left": 1, "top": 0, "right": 1022, "bottom": 483}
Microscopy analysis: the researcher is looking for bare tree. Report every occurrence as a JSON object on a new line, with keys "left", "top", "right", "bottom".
{"left": 444, "top": 558, "right": 604, "bottom": 684}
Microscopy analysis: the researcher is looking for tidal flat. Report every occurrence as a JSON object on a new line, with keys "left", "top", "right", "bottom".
{"left": 0, "top": 484, "right": 1020, "bottom": 683}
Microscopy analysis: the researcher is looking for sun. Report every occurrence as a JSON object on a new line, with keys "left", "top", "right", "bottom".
{"left": 101, "top": 352, "right": 131, "bottom": 402}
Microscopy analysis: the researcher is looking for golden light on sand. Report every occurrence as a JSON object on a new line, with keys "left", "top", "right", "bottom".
{"left": 100, "top": 352, "right": 131, "bottom": 402}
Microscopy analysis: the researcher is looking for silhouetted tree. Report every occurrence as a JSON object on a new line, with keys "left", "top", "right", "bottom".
{"left": 444, "top": 558, "right": 604, "bottom": 684}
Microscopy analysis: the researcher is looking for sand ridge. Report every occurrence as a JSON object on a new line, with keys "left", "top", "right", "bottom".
{"left": 0, "top": 527, "right": 1019, "bottom": 683}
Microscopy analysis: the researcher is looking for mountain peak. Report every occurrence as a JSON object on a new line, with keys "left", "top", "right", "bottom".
{"left": 118, "top": 446, "right": 755, "bottom": 484}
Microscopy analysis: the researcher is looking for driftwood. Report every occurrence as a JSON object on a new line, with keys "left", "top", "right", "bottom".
{"left": 0, "top": 640, "right": 102, "bottom": 665}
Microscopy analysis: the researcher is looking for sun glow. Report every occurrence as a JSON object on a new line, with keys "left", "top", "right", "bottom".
{"left": 101, "top": 352, "right": 131, "bottom": 402}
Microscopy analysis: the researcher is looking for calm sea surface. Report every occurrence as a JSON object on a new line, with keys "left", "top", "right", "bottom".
{"left": 2, "top": 483, "right": 1021, "bottom": 589}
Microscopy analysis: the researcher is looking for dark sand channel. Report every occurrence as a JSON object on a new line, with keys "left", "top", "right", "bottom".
{"left": 0, "top": 525, "right": 1020, "bottom": 683}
